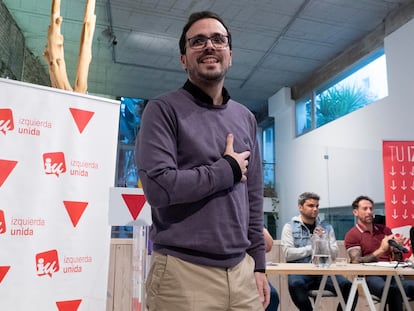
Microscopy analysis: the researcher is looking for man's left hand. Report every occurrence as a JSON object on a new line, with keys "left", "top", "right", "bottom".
{"left": 254, "top": 272, "right": 270, "bottom": 309}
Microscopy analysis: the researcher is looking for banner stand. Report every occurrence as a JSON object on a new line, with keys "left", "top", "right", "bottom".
{"left": 108, "top": 187, "right": 152, "bottom": 311}
{"left": 132, "top": 225, "right": 151, "bottom": 311}
{"left": 0, "top": 79, "right": 120, "bottom": 309}
{"left": 382, "top": 141, "right": 414, "bottom": 258}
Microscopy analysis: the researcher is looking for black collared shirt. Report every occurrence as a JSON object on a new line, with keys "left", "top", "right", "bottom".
{"left": 182, "top": 80, "right": 231, "bottom": 106}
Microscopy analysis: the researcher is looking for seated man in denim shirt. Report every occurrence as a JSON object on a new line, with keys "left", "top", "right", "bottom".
{"left": 281, "top": 192, "right": 356, "bottom": 311}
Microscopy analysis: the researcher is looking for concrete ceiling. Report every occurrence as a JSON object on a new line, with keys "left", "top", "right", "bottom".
{"left": 2, "top": 0, "right": 412, "bottom": 114}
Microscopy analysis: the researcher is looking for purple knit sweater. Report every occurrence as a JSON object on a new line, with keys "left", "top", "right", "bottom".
{"left": 135, "top": 81, "right": 265, "bottom": 270}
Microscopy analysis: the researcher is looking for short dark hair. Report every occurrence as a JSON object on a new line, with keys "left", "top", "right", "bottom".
{"left": 298, "top": 192, "right": 320, "bottom": 205}
{"left": 179, "top": 11, "right": 232, "bottom": 55}
{"left": 352, "top": 195, "right": 374, "bottom": 209}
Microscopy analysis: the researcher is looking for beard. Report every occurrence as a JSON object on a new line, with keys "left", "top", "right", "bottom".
{"left": 201, "top": 70, "right": 226, "bottom": 81}
{"left": 187, "top": 51, "right": 229, "bottom": 83}
{"left": 362, "top": 216, "right": 373, "bottom": 223}
{"left": 187, "top": 64, "right": 227, "bottom": 83}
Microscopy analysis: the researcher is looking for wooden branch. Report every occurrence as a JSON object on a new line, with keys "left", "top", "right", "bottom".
{"left": 43, "top": 0, "right": 73, "bottom": 91}
{"left": 74, "top": 0, "right": 96, "bottom": 93}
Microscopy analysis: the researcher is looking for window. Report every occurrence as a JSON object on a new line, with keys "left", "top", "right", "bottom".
{"left": 259, "top": 117, "right": 276, "bottom": 194}
{"left": 319, "top": 203, "right": 384, "bottom": 240}
{"left": 296, "top": 96, "right": 312, "bottom": 135}
{"left": 296, "top": 50, "right": 388, "bottom": 136}
{"left": 115, "top": 97, "right": 147, "bottom": 187}
{"left": 259, "top": 117, "right": 277, "bottom": 238}
{"left": 112, "top": 97, "right": 147, "bottom": 238}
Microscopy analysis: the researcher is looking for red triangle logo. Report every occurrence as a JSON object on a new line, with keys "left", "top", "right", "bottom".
{"left": 0, "top": 160, "right": 18, "bottom": 187}
{"left": 69, "top": 108, "right": 94, "bottom": 134}
{"left": 63, "top": 201, "right": 88, "bottom": 227}
{"left": 0, "top": 266, "right": 10, "bottom": 283}
{"left": 56, "top": 299, "right": 82, "bottom": 311}
{"left": 121, "top": 194, "right": 146, "bottom": 220}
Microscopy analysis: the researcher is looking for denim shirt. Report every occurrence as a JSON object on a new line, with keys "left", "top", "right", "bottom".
{"left": 281, "top": 215, "right": 338, "bottom": 263}
{"left": 292, "top": 219, "right": 329, "bottom": 263}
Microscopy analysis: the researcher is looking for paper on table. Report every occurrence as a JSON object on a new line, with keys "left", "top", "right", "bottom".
{"left": 363, "top": 261, "right": 409, "bottom": 268}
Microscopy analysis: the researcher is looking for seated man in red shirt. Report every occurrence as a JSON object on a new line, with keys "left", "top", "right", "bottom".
{"left": 344, "top": 195, "right": 414, "bottom": 311}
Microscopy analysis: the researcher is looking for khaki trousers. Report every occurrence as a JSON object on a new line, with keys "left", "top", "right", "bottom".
{"left": 145, "top": 251, "right": 264, "bottom": 311}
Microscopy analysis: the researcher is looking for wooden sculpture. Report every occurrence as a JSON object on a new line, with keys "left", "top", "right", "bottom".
{"left": 43, "top": 0, "right": 96, "bottom": 93}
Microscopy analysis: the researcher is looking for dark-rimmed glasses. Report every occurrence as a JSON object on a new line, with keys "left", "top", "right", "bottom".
{"left": 187, "top": 34, "right": 229, "bottom": 50}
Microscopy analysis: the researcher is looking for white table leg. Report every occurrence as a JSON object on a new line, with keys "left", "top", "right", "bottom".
{"left": 331, "top": 275, "right": 347, "bottom": 310}
{"left": 379, "top": 275, "right": 392, "bottom": 311}
{"left": 313, "top": 275, "right": 328, "bottom": 310}
{"left": 345, "top": 276, "right": 377, "bottom": 311}
{"left": 345, "top": 277, "right": 359, "bottom": 311}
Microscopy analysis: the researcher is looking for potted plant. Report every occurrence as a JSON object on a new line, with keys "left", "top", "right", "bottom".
{"left": 263, "top": 182, "right": 279, "bottom": 220}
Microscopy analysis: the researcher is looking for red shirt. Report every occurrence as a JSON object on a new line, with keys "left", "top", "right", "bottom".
{"left": 344, "top": 223, "right": 393, "bottom": 262}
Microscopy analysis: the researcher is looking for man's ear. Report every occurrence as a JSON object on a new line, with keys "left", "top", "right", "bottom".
{"left": 180, "top": 54, "right": 187, "bottom": 71}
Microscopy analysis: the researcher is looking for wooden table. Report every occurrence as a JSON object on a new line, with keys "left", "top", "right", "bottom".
{"left": 266, "top": 262, "right": 413, "bottom": 311}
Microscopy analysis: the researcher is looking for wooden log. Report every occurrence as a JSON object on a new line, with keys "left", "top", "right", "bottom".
{"left": 74, "top": 0, "right": 96, "bottom": 93}
{"left": 43, "top": 0, "right": 73, "bottom": 91}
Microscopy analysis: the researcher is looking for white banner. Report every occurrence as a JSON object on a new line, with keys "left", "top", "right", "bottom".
{"left": 0, "top": 78, "right": 120, "bottom": 310}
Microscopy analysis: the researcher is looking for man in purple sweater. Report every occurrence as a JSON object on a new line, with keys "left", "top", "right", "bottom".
{"left": 135, "top": 10, "right": 269, "bottom": 311}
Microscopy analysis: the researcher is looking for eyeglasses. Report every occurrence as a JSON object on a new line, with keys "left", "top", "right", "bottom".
{"left": 187, "top": 34, "right": 229, "bottom": 50}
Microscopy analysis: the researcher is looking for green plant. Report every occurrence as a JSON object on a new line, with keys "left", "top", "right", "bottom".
{"left": 263, "top": 182, "right": 279, "bottom": 220}
{"left": 263, "top": 182, "right": 276, "bottom": 197}
{"left": 316, "top": 84, "right": 373, "bottom": 127}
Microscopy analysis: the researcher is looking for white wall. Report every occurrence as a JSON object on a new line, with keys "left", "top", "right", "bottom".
{"left": 269, "top": 18, "right": 414, "bottom": 237}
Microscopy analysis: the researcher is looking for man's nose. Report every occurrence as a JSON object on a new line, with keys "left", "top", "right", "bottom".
{"left": 204, "top": 38, "right": 215, "bottom": 49}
